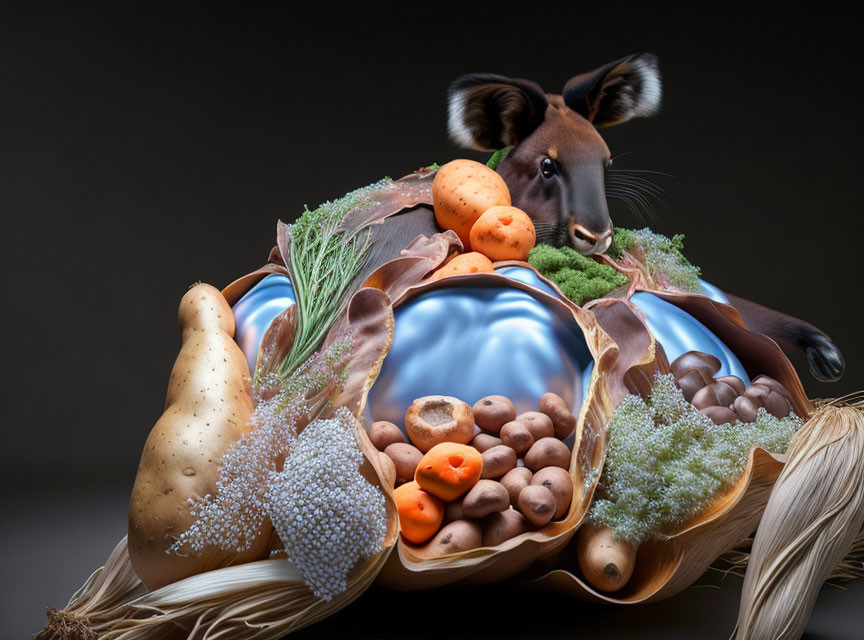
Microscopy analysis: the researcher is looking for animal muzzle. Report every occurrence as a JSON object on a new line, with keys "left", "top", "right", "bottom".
{"left": 568, "top": 222, "right": 613, "bottom": 255}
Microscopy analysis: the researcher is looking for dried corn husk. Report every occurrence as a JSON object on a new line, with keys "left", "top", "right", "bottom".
{"left": 37, "top": 536, "right": 146, "bottom": 640}
{"left": 39, "top": 284, "right": 400, "bottom": 639}
{"left": 734, "top": 399, "right": 864, "bottom": 640}
{"left": 39, "top": 412, "right": 398, "bottom": 640}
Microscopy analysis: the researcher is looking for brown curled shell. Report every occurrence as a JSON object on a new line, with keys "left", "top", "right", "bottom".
{"left": 526, "top": 280, "right": 812, "bottom": 604}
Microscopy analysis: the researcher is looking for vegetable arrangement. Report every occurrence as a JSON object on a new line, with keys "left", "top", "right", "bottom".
{"left": 578, "top": 351, "right": 801, "bottom": 593}
{"left": 371, "top": 391, "right": 578, "bottom": 554}
{"left": 43, "top": 162, "right": 864, "bottom": 640}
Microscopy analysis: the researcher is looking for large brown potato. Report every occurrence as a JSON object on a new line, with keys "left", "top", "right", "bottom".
{"left": 128, "top": 284, "right": 271, "bottom": 590}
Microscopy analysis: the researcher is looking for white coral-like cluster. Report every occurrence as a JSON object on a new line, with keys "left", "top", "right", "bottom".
{"left": 269, "top": 407, "right": 387, "bottom": 601}
{"left": 590, "top": 373, "right": 800, "bottom": 544}
{"left": 168, "top": 335, "right": 351, "bottom": 557}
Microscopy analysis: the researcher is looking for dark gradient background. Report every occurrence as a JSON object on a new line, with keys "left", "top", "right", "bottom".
{"left": 2, "top": 5, "right": 863, "bottom": 639}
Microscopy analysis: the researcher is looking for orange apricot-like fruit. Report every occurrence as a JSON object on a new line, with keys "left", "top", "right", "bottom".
{"left": 427, "top": 252, "right": 495, "bottom": 281}
{"left": 393, "top": 480, "right": 445, "bottom": 544}
{"left": 432, "top": 159, "right": 511, "bottom": 248}
{"left": 415, "top": 442, "right": 484, "bottom": 502}
{"left": 469, "top": 205, "right": 536, "bottom": 261}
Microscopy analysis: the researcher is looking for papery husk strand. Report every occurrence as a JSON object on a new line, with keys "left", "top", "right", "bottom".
{"left": 734, "top": 399, "right": 864, "bottom": 640}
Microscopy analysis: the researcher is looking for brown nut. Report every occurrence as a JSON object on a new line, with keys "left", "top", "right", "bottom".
{"left": 499, "top": 421, "right": 535, "bottom": 455}
{"left": 733, "top": 396, "right": 758, "bottom": 423}
{"left": 423, "top": 519, "right": 483, "bottom": 556}
{"left": 517, "top": 484, "right": 557, "bottom": 526}
{"left": 671, "top": 351, "right": 721, "bottom": 379}
{"left": 751, "top": 375, "right": 793, "bottom": 401}
{"left": 368, "top": 420, "right": 405, "bottom": 450}
{"left": 500, "top": 467, "right": 533, "bottom": 506}
{"left": 530, "top": 467, "right": 574, "bottom": 519}
{"left": 481, "top": 444, "right": 518, "bottom": 479}
{"left": 692, "top": 384, "right": 719, "bottom": 409}
{"left": 710, "top": 381, "right": 738, "bottom": 407}
{"left": 538, "top": 393, "right": 577, "bottom": 439}
{"left": 472, "top": 395, "right": 516, "bottom": 434}
{"left": 471, "top": 432, "right": 503, "bottom": 453}
{"left": 516, "top": 411, "right": 555, "bottom": 440}
{"left": 482, "top": 508, "right": 531, "bottom": 546}
{"left": 462, "top": 480, "right": 510, "bottom": 518}
{"left": 701, "top": 405, "right": 739, "bottom": 425}
{"left": 716, "top": 375, "right": 746, "bottom": 396}
{"left": 383, "top": 442, "right": 423, "bottom": 484}
{"left": 676, "top": 369, "right": 711, "bottom": 403}
{"left": 405, "top": 395, "right": 475, "bottom": 452}
{"left": 764, "top": 390, "right": 792, "bottom": 418}
{"left": 524, "top": 437, "right": 571, "bottom": 471}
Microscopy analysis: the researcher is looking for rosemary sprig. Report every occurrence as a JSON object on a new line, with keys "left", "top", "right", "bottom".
{"left": 276, "top": 185, "right": 382, "bottom": 379}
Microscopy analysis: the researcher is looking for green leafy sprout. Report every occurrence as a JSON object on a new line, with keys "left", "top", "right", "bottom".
{"left": 277, "top": 181, "right": 392, "bottom": 378}
{"left": 590, "top": 373, "right": 800, "bottom": 544}
{"left": 528, "top": 243, "right": 629, "bottom": 305}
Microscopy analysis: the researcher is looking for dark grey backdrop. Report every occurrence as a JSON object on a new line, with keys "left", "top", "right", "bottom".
{"left": 2, "top": 5, "right": 862, "bottom": 639}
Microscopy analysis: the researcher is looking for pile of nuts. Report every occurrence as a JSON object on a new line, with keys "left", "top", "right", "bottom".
{"left": 367, "top": 392, "right": 577, "bottom": 555}
{"left": 671, "top": 351, "right": 794, "bottom": 424}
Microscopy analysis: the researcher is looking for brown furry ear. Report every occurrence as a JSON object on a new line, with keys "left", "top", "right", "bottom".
{"left": 447, "top": 74, "right": 548, "bottom": 151}
{"left": 563, "top": 53, "right": 661, "bottom": 127}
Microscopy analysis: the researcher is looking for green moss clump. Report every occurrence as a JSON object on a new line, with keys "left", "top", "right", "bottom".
{"left": 486, "top": 146, "right": 513, "bottom": 170}
{"left": 608, "top": 227, "right": 637, "bottom": 259}
{"left": 590, "top": 374, "right": 800, "bottom": 544}
{"left": 528, "top": 243, "right": 629, "bottom": 306}
{"left": 607, "top": 227, "right": 701, "bottom": 291}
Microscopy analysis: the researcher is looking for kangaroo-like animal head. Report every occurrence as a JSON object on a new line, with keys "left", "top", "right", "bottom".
{"left": 447, "top": 53, "right": 661, "bottom": 255}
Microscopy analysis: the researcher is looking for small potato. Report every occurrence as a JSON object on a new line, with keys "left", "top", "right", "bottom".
{"left": 516, "top": 411, "right": 554, "bottom": 440}
{"left": 472, "top": 395, "right": 516, "bottom": 434}
{"left": 423, "top": 519, "right": 483, "bottom": 556}
{"left": 539, "top": 393, "right": 577, "bottom": 439}
{"left": 444, "top": 499, "right": 465, "bottom": 524}
{"left": 368, "top": 420, "right": 405, "bottom": 450}
{"left": 384, "top": 442, "right": 423, "bottom": 484}
{"left": 577, "top": 523, "right": 637, "bottom": 592}
{"left": 482, "top": 508, "right": 531, "bottom": 547}
{"left": 499, "top": 420, "right": 535, "bottom": 455}
{"left": 481, "top": 444, "right": 517, "bottom": 479}
{"left": 518, "top": 485, "right": 557, "bottom": 526}
{"left": 500, "top": 467, "right": 533, "bottom": 506}
{"left": 462, "top": 480, "right": 510, "bottom": 518}
{"left": 471, "top": 432, "right": 503, "bottom": 452}
{"left": 524, "top": 437, "right": 571, "bottom": 471}
{"left": 531, "top": 467, "right": 573, "bottom": 519}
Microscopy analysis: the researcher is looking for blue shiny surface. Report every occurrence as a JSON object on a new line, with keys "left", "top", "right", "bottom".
{"left": 229, "top": 269, "right": 748, "bottom": 424}
{"left": 631, "top": 291, "right": 750, "bottom": 384}
{"left": 698, "top": 279, "right": 729, "bottom": 305}
{"left": 232, "top": 274, "right": 295, "bottom": 374}
{"left": 367, "top": 268, "right": 595, "bottom": 425}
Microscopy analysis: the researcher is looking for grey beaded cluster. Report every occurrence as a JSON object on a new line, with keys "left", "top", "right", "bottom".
{"left": 269, "top": 407, "right": 387, "bottom": 601}
{"left": 168, "top": 336, "right": 352, "bottom": 558}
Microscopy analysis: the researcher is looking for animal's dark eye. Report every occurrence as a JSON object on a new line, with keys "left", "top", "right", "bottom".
{"left": 540, "top": 157, "right": 557, "bottom": 179}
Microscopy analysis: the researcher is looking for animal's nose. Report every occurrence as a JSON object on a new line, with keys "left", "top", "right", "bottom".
{"left": 568, "top": 223, "right": 613, "bottom": 255}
